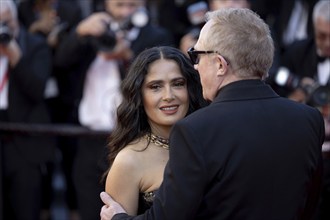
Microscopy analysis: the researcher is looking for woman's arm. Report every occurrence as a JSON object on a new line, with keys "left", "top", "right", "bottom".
{"left": 105, "top": 149, "right": 141, "bottom": 215}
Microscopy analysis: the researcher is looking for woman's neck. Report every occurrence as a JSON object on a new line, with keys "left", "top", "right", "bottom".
{"left": 150, "top": 125, "right": 172, "bottom": 140}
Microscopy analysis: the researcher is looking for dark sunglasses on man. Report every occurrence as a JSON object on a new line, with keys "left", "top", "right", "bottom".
{"left": 187, "top": 47, "right": 229, "bottom": 65}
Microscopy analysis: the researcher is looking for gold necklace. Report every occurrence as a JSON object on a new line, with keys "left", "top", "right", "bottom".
{"left": 145, "top": 133, "right": 170, "bottom": 150}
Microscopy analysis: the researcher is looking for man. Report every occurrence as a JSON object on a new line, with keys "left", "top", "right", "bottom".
{"left": 268, "top": 1, "right": 330, "bottom": 219}
{"left": 252, "top": 0, "right": 318, "bottom": 54}
{"left": 100, "top": 8, "right": 325, "bottom": 220}
{"left": 0, "top": 0, "right": 54, "bottom": 219}
{"left": 17, "top": 0, "right": 83, "bottom": 215}
{"left": 54, "top": 0, "right": 174, "bottom": 219}
{"left": 268, "top": 0, "right": 330, "bottom": 105}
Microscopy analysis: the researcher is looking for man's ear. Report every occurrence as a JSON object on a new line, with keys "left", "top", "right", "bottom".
{"left": 216, "top": 54, "right": 228, "bottom": 76}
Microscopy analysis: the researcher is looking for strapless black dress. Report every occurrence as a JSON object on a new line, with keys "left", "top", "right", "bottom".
{"left": 137, "top": 191, "right": 156, "bottom": 214}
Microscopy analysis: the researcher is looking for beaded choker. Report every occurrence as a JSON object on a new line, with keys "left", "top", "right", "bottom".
{"left": 145, "top": 133, "right": 169, "bottom": 150}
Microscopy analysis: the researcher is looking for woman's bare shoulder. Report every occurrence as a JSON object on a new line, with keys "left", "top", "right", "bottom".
{"left": 112, "top": 137, "right": 149, "bottom": 170}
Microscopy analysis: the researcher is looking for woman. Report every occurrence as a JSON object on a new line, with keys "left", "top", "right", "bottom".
{"left": 105, "top": 46, "right": 208, "bottom": 215}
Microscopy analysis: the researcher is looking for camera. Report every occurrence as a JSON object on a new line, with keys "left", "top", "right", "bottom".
{"left": 274, "top": 67, "right": 330, "bottom": 106}
{"left": 94, "top": 7, "right": 149, "bottom": 52}
{"left": 0, "top": 22, "right": 13, "bottom": 45}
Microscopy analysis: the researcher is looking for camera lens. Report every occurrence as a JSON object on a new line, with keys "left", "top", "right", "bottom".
{"left": 0, "top": 22, "right": 12, "bottom": 45}
{"left": 308, "top": 85, "right": 330, "bottom": 107}
{"left": 94, "top": 28, "right": 117, "bottom": 52}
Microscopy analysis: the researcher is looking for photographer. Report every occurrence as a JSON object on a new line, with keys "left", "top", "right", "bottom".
{"left": 268, "top": 1, "right": 330, "bottom": 219}
{"left": 54, "top": 0, "right": 174, "bottom": 219}
{"left": 17, "top": 1, "right": 83, "bottom": 217}
{"left": 269, "top": 1, "right": 329, "bottom": 107}
{"left": 0, "top": 1, "right": 54, "bottom": 219}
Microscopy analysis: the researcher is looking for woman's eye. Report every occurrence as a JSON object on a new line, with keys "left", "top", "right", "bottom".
{"left": 173, "top": 80, "right": 186, "bottom": 87}
{"left": 149, "top": 84, "right": 161, "bottom": 90}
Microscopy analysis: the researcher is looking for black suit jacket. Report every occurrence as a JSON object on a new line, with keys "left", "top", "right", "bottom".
{"left": 6, "top": 27, "right": 54, "bottom": 164}
{"left": 281, "top": 38, "right": 319, "bottom": 79}
{"left": 114, "top": 80, "right": 324, "bottom": 220}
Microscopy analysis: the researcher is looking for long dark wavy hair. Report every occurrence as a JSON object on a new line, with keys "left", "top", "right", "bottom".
{"left": 107, "top": 46, "right": 208, "bottom": 166}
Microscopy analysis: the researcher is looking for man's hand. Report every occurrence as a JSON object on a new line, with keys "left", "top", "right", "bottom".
{"left": 0, "top": 40, "right": 22, "bottom": 67}
{"left": 100, "top": 192, "right": 126, "bottom": 220}
{"left": 28, "top": 8, "right": 58, "bottom": 35}
{"left": 76, "top": 12, "right": 111, "bottom": 37}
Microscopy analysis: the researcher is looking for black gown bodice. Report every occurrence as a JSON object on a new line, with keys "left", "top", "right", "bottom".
{"left": 137, "top": 190, "right": 157, "bottom": 214}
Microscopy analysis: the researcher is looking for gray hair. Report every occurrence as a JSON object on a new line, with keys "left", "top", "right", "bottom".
{"left": 0, "top": 0, "right": 18, "bottom": 19}
{"left": 313, "top": 0, "right": 330, "bottom": 23}
{"left": 205, "top": 8, "right": 274, "bottom": 79}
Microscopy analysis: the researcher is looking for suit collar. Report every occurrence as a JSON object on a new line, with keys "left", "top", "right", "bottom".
{"left": 213, "top": 79, "right": 279, "bottom": 103}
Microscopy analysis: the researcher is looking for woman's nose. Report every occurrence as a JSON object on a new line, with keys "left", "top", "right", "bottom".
{"left": 162, "top": 88, "right": 175, "bottom": 102}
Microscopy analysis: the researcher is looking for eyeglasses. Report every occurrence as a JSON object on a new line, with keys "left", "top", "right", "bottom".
{"left": 187, "top": 47, "right": 219, "bottom": 64}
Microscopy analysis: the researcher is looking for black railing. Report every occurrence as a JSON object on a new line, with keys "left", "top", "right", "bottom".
{"left": 0, "top": 122, "right": 110, "bottom": 219}
{"left": 0, "top": 122, "right": 110, "bottom": 137}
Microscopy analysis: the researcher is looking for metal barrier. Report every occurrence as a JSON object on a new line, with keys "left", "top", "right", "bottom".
{"left": 0, "top": 122, "right": 110, "bottom": 219}
{"left": 0, "top": 122, "right": 110, "bottom": 137}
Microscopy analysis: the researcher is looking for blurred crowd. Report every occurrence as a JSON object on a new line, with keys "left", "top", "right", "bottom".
{"left": 0, "top": 0, "right": 329, "bottom": 220}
